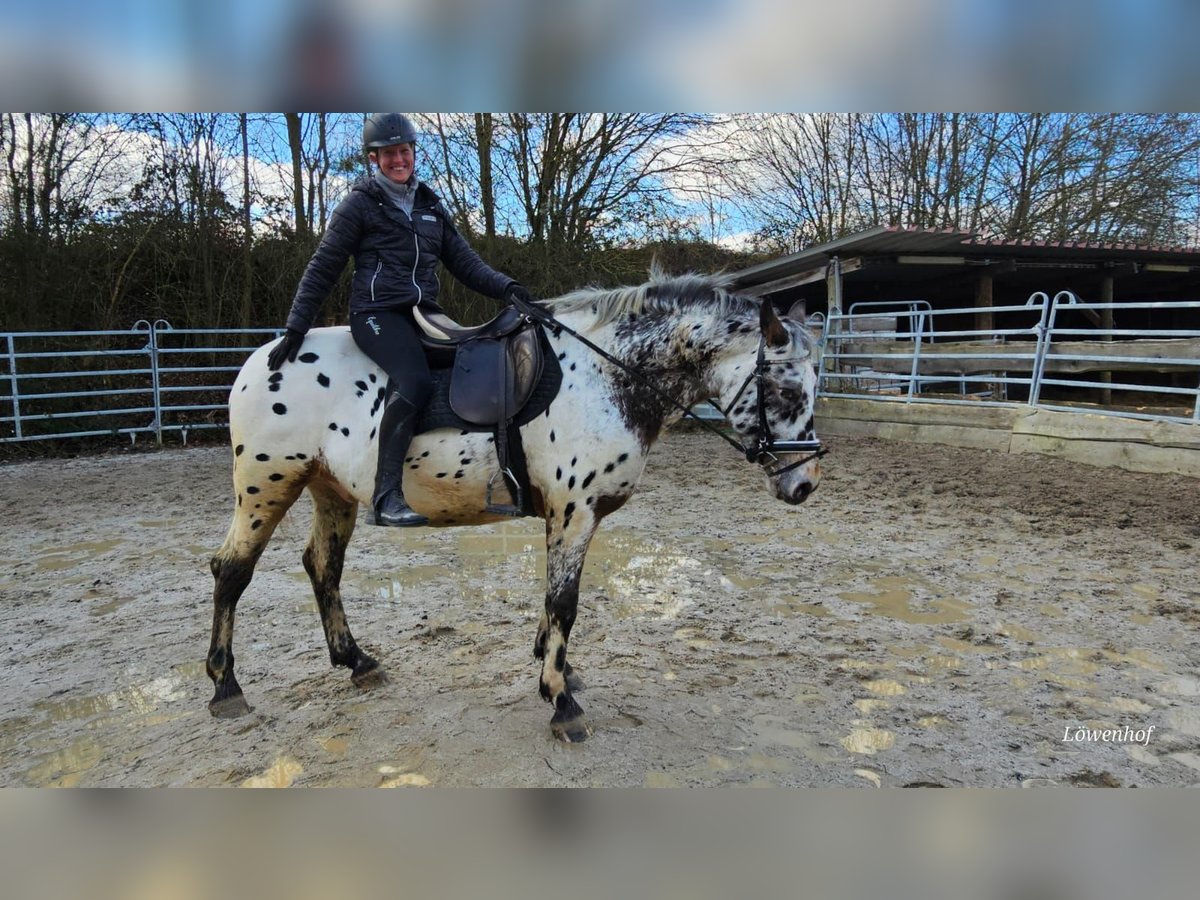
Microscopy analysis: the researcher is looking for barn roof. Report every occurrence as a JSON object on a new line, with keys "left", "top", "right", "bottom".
{"left": 730, "top": 225, "right": 1200, "bottom": 296}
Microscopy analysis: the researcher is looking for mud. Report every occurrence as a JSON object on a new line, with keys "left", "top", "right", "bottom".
{"left": 1, "top": 429, "right": 1198, "bottom": 787}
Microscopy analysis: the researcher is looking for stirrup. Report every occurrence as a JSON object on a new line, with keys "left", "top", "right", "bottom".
{"left": 484, "top": 467, "right": 524, "bottom": 517}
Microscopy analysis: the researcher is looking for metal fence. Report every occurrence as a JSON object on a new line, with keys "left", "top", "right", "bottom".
{"left": 3, "top": 291, "right": 1199, "bottom": 445}
{"left": 0, "top": 321, "right": 282, "bottom": 444}
{"left": 818, "top": 291, "right": 1200, "bottom": 425}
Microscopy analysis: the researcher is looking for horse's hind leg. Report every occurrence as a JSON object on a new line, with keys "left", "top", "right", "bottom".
{"left": 207, "top": 462, "right": 304, "bottom": 717}
{"left": 303, "top": 482, "right": 383, "bottom": 687}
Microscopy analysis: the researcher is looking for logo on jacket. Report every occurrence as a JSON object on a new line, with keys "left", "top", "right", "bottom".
{"left": 366, "top": 316, "right": 381, "bottom": 336}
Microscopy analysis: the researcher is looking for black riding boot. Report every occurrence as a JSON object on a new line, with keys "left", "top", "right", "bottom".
{"left": 371, "top": 393, "right": 429, "bottom": 527}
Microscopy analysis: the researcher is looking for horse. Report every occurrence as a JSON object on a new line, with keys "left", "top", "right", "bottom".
{"left": 206, "top": 271, "right": 823, "bottom": 741}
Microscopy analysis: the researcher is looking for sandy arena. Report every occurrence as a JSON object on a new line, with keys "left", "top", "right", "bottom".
{"left": 1, "top": 428, "right": 1198, "bottom": 787}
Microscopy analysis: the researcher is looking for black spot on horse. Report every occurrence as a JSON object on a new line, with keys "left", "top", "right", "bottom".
{"left": 461, "top": 458, "right": 472, "bottom": 465}
{"left": 255, "top": 453, "right": 270, "bottom": 462}
{"left": 420, "top": 451, "right": 430, "bottom": 457}
{"left": 554, "top": 644, "right": 566, "bottom": 672}
{"left": 298, "top": 352, "right": 319, "bottom": 363}
{"left": 269, "top": 383, "right": 280, "bottom": 392}
{"left": 317, "top": 373, "right": 330, "bottom": 388}
{"left": 581, "top": 471, "right": 596, "bottom": 489}
{"left": 369, "top": 427, "right": 377, "bottom": 440}
{"left": 569, "top": 362, "right": 576, "bottom": 371}
{"left": 617, "top": 453, "right": 629, "bottom": 463}
{"left": 285, "top": 455, "right": 295, "bottom": 460}
{"left": 295, "top": 453, "right": 307, "bottom": 460}
{"left": 454, "top": 470, "right": 464, "bottom": 478}
{"left": 436, "top": 472, "right": 447, "bottom": 478}
{"left": 571, "top": 456, "right": 577, "bottom": 467}
{"left": 329, "top": 422, "right": 338, "bottom": 431}
{"left": 355, "top": 380, "right": 368, "bottom": 392}
{"left": 563, "top": 501, "right": 576, "bottom": 520}
{"left": 246, "top": 486, "right": 260, "bottom": 494}
{"left": 556, "top": 467, "right": 562, "bottom": 481}
{"left": 272, "top": 403, "right": 287, "bottom": 415}
{"left": 237, "top": 494, "right": 242, "bottom": 506}
{"left": 568, "top": 475, "right": 576, "bottom": 489}
{"left": 557, "top": 352, "right": 567, "bottom": 360}
{"left": 340, "top": 427, "right": 350, "bottom": 437}
{"left": 268, "top": 372, "right": 283, "bottom": 383}
{"left": 549, "top": 431, "right": 556, "bottom": 443}
{"left": 269, "top": 473, "right": 284, "bottom": 482}
{"left": 604, "top": 462, "right": 615, "bottom": 474}
{"left": 235, "top": 444, "right": 244, "bottom": 456}
{"left": 251, "top": 519, "right": 263, "bottom": 530}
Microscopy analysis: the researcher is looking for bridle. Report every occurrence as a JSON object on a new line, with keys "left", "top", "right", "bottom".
{"left": 717, "top": 335, "right": 827, "bottom": 478}
{"left": 507, "top": 294, "right": 828, "bottom": 480}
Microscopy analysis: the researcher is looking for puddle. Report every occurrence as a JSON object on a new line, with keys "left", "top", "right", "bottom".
{"left": 34, "top": 539, "right": 124, "bottom": 571}
{"left": 31, "top": 661, "right": 204, "bottom": 726}
{"left": 242, "top": 756, "right": 303, "bottom": 788}
{"left": 752, "top": 715, "right": 838, "bottom": 763}
{"left": 840, "top": 727, "right": 895, "bottom": 755}
{"left": 319, "top": 736, "right": 349, "bottom": 756}
{"left": 838, "top": 577, "right": 970, "bottom": 625}
{"left": 88, "top": 594, "right": 137, "bottom": 617}
{"left": 25, "top": 737, "right": 104, "bottom": 787}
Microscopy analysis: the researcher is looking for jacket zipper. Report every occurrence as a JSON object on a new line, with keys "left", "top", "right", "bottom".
{"left": 369, "top": 259, "right": 382, "bottom": 303}
{"left": 411, "top": 230, "right": 422, "bottom": 305}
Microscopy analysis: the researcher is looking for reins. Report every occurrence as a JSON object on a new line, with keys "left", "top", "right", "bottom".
{"left": 507, "top": 294, "right": 828, "bottom": 478}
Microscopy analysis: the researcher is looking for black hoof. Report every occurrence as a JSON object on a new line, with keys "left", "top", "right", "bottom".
{"left": 351, "top": 657, "right": 387, "bottom": 688}
{"left": 209, "top": 692, "right": 251, "bottom": 718}
{"left": 550, "top": 694, "right": 592, "bottom": 742}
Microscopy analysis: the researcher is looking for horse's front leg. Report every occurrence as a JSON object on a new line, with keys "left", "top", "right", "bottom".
{"left": 535, "top": 504, "right": 597, "bottom": 742}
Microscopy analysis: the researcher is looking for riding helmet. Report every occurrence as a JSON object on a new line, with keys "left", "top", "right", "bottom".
{"left": 363, "top": 113, "right": 418, "bottom": 149}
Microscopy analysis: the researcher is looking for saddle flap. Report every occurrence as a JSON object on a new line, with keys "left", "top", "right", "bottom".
{"left": 448, "top": 329, "right": 544, "bottom": 426}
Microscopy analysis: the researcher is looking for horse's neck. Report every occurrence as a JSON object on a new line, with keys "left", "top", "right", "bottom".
{"left": 583, "top": 308, "right": 756, "bottom": 422}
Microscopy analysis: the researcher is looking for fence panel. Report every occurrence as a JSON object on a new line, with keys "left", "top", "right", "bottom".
{"left": 2, "top": 297, "right": 1198, "bottom": 446}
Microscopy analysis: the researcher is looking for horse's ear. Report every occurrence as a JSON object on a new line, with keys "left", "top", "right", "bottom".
{"left": 785, "top": 300, "right": 807, "bottom": 325}
{"left": 759, "top": 300, "right": 790, "bottom": 347}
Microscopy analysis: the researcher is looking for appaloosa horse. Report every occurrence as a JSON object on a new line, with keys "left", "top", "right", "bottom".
{"left": 207, "top": 271, "right": 822, "bottom": 741}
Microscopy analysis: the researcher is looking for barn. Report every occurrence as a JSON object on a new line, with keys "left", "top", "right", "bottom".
{"left": 727, "top": 226, "right": 1200, "bottom": 476}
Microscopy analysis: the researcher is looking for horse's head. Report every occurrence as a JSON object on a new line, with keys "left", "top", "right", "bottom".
{"left": 718, "top": 299, "right": 822, "bottom": 505}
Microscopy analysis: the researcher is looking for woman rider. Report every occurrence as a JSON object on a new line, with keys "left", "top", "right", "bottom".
{"left": 267, "top": 113, "right": 536, "bottom": 526}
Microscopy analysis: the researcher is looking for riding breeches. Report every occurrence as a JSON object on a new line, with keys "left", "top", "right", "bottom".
{"left": 349, "top": 308, "right": 433, "bottom": 410}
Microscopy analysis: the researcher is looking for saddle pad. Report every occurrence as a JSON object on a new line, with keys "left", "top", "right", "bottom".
{"left": 415, "top": 329, "right": 562, "bottom": 436}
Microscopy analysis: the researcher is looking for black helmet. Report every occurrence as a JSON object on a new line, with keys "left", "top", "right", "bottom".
{"left": 363, "top": 113, "right": 418, "bottom": 149}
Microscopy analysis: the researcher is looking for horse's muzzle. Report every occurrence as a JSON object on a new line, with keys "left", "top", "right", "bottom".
{"left": 773, "top": 461, "right": 820, "bottom": 505}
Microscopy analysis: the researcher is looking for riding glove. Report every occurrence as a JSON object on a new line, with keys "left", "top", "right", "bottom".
{"left": 267, "top": 329, "right": 306, "bottom": 370}
{"left": 505, "top": 283, "right": 538, "bottom": 308}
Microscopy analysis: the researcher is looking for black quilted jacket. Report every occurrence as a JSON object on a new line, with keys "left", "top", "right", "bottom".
{"left": 284, "top": 177, "right": 514, "bottom": 333}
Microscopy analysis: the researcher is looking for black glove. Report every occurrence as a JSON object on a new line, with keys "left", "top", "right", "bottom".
{"left": 267, "top": 329, "right": 305, "bottom": 371}
{"left": 505, "top": 283, "right": 538, "bottom": 308}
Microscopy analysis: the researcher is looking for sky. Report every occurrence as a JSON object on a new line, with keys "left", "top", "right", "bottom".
{"left": 2, "top": 0, "right": 1199, "bottom": 109}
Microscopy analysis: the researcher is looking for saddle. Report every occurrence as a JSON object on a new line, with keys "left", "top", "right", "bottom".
{"left": 412, "top": 304, "right": 552, "bottom": 517}
{"left": 412, "top": 305, "right": 543, "bottom": 426}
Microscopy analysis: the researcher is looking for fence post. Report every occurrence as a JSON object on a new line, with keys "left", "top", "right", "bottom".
{"left": 5, "top": 334, "right": 20, "bottom": 440}
{"left": 1026, "top": 292, "right": 1052, "bottom": 408}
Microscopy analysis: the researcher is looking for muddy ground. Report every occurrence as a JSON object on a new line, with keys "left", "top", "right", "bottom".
{"left": 1, "top": 428, "right": 1199, "bottom": 787}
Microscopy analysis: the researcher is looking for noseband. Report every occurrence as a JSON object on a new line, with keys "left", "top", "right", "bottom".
{"left": 720, "top": 336, "right": 827, "bottom": 478}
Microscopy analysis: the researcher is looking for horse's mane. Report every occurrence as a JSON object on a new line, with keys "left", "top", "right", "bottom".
{"left": 544, "top": 265, "right": 757, "bottom": 328}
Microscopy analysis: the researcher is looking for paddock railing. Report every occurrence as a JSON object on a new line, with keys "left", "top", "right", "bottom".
{"left": 818, "top": 291, "right": 1200, "bottom": 426}
{"left": 3, "top": 292, "right": 1199, "bottom": 445}
{"left": 0, "top": 321, "right": 282, "bottom": 444}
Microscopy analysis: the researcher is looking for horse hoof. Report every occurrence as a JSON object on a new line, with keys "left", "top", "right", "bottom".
{"left": 209, "top": 694, "right": 251, "bottom": 718}
{"left": 351, "top": 659, "right": 388, "bottom": 689}
{"left": 550, "top": 693, "right": 591, "bottom": 742}
{"left": 551, "top": 715, "right": 593, "bottom": 743}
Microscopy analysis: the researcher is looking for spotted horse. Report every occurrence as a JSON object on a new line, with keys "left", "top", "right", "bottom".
{"left": 207, "top": 270, "right": 823, "bottom": 741}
